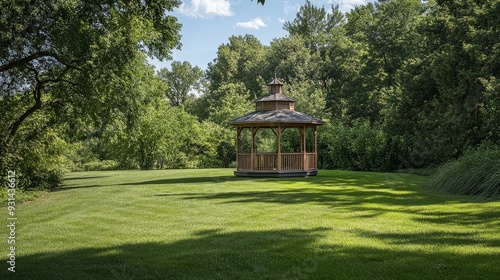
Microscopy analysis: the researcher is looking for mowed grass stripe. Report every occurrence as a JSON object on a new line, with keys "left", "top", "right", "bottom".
{"left": 2, "top": 169, "right": 499, "bottom": 279}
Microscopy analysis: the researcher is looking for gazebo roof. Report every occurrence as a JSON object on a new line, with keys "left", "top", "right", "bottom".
{"left": 267, "top": 78, "right": 284, "bottom": 85}
{"left": 229, "top": 109, "right": 324, "bottom": 125}
{"left": 229, "top": 78, "right": 323, "bottom": 126}
{"left": 254, "top": 93, "right": 294, "bottom": 102}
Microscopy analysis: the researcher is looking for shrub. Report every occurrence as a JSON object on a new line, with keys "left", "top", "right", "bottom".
{"left": 427, "top": 145, "right": 500, "bottom": 199}
{"left": 65, "top": 139, "right": 102, "bottom": 171}
{"left": 318, "top": 122, "right": 394, "bottom": 171}
{"left": 1, "top": 129, "right": 67, "bottom": 190}
{"left": 82, "top": 160, "right": 119, "bottom": 171}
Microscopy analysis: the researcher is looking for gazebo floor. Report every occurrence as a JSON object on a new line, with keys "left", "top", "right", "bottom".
{"left": 234, "top": 170, "right": 317, "bottom": 178}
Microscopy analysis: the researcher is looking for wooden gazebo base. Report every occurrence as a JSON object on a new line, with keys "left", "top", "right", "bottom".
{"left": 234, "top": 170, "right": 317, "bottom": 178}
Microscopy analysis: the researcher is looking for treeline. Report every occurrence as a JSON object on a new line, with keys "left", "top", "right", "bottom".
{"left": 197, "top": 0, "right": 500, "bottom": 172}
{"left": 1, "top": 0, "right": 499, "bottom": 191}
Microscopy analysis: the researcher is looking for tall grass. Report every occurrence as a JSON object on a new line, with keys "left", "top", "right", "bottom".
{"left": 428, "top": 145, "right": 500, "bottom": 199}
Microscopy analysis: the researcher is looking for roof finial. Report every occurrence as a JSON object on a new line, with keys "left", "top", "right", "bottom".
{"left": 274, "top": 71, "right": 277, "bottom": 79}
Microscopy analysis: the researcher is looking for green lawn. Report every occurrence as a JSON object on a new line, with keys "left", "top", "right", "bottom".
{"left": 2, "top": 169, "right": 500, "bottom": 279}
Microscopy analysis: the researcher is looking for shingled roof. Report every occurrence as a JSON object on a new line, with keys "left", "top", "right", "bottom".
{"left": 267, "top": 78, "right": 284, "bottom": 85}
{"left": 229, "top": 109, "right": 324, "bottom": 125}
{"left": 254, "top": 93, "right": 294, "bottom": 102}
{"left": 229, "top": 78, "right": 323, "bottom": 126}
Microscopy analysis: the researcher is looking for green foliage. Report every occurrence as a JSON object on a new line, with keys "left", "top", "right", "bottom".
{"left": 283, "top": 1, "right": 344, "bottom": 51}
{"left": 104, "top": 102, "right": 188, "bottom": 169}
{"left": 64, "top": 136, "right": 120, "bottom": 172}
{"left": 65, "top": 138, "right": 100, "bottom": 171}
{"left": 206, "top": 35, "right": 266, "bottom": 99}
{"left": 389, "top": 0, "right": 500, "bottom": 165}
{"left": 82, "top": 160, "right": 120, "bottom": 171}
{"left": 254, "top": 129, "right": 277, "bottom": 153}
{"left": 196, "top": 122, "right": 230, "bottom": 168}
{"left": 101, "top": 99, "right": 230, "bottom": 169}
{"left": 3, "top": 0, "right": 500, "bottom": 184}
{"left": 1, "top": 0, "right": 182, "bottom": 189}
{"left": 0, "top": 93, "right": 68, "bottom": 190}
{"left": 428, "top": 144, "right": 500, "bottom": 199}
{"left": 285, "top": 80, "right": 330, "bottom": 120}
{"left": 280, "top": 128, "right": 301, "bottom": 153}
{"left": 0, "top": 0, "right": 182, "bottom": 132}
{"left": 265, "top": 36, "right": 317, "bottom": 83}
{"left": 158, "top": 61, "right": 204, "bottom": 108}
{"left": 480, "top": 76, "right": 500, "bottom": 143}
{"left": 342, "top": 0, "right": 425, "bottom": 124}
{"left": 1, "top": 128, "right": 68, "bottom": 190}
{"left": 208, "top": 83, "right": 254, "bottom": 126}
{"left": 318, "top": 122, "right": 395, "bottom": 171}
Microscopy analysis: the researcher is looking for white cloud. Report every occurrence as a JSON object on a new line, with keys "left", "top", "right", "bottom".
{"left": 236, "top": 17, "right": 267, "bottom": 30}
{"left": 278, "top": 18, "right": 286, "bottom": 24}
{"left": 284, "top": 1, "right": 301, "bottom": 15}
{"left": 179, "top": 0, "right": 233, "bottom": 18}
{"left": 338, "top": 0, "right": 371, "bottom": 12}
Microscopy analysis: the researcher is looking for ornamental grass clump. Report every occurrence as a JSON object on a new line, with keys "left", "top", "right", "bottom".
{"left": 428, "top": 145, "right": 500, "bottom": 199}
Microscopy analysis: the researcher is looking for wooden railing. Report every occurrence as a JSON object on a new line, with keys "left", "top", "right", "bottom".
{"left": 281, "top": 153, "right": 303, "bottom": 170}
{"left": 237, "top": 154, "right": 252, "bottom": 170}
{"left": 306, "top": 153, "right": 316, "bottom": 170}
{"left": 254, "top": 153, "right": 277, "bottom": 170}
{"left": 237, "top": 153, "right": 317, "bottom": 171}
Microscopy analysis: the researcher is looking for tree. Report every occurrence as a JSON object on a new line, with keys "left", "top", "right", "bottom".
{"left": 283, "top": 1, "right": 344, "bottom": 51}
{"left": 0, "top": 0, "right": 181, "bottom": 156}
{"left": 320, "top": 27, "right": 364, "bottom": 122}
{"left": 0, "top": 95, "right": 68, "bottom": 189}
{"left": 338, "top": 0, "right": 424, "bottom": 124}
{"left": 208, "top": 83, "right": 254, "bottom": 126}
{"left": 285, "top": 80, "right": 330, "bottom": 120}
{"left": 264, "top": 36, "right": 318, "bottom": 83}
{"left": 1, "top": 0, "right": 182, "bottom": 189}
{"left": 158, "top": 61, "right": 204, "bottom": 108}
{"left": 103, "top": 99, "right": 210, "bottom": 170}
{"left": 206, "top": 35, "right": 266, "bottom": 99}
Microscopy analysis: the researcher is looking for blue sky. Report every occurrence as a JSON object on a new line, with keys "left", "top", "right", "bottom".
{"left": 149, "top": 0, "right": 374, "bottom": 71}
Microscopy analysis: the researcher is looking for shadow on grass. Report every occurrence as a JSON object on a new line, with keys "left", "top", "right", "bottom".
{"left": 12, "top": 228, "right": 500, "bottom": 280}
{"left": 156, "top": 188, "right": 423, "bottom": 209}
{"left": 411, "top": 209, "right": 500, "bottom": 227}
{"left": 117, "top": 170, "right": 420, "bottom": 189}
{"left": 63, "top": 176, "right": 110, "bottom": 181}
{"left": 120, "top": 176, "right": 242, "bottom": 186}
{"left": 57, "top": 175, "right": 112, "bottom": 191}
{"left": 156, "top": 180, "right": 433, "bottom": 207}
{"left": 157, "top": 187, "right": 500, "bottom": 226}
{"left": 355, "top": 229, "right": 500, "bottom": 247}
{"left": 151, "top": 171, "right": 500, "bottom": 226}
{"left": 53, "top": 184, "right": 107, "bottom": 191}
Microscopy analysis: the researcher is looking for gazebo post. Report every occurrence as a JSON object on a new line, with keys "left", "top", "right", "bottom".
{"left": 236, "top": 127, "right": 240, "bottom": 170}
{"left": 314, "top": 126, "right": 318, "bottom": 170}
{"left": 277, "top": 124, "right": 282, "bottom": 171}
{"left": 302, "top": 125, "right": 307, "bottom": 170}
{"left": 251, "top": 126, "right": 255, "bottom": 170}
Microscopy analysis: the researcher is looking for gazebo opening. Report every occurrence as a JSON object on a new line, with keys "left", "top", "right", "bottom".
{"left": 229, "top": 79, "right": 324, "bottom": 177}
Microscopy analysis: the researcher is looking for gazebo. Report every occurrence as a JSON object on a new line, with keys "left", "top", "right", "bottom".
{"left": 229, "top": 79, "right": 324, "bottom": 177}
